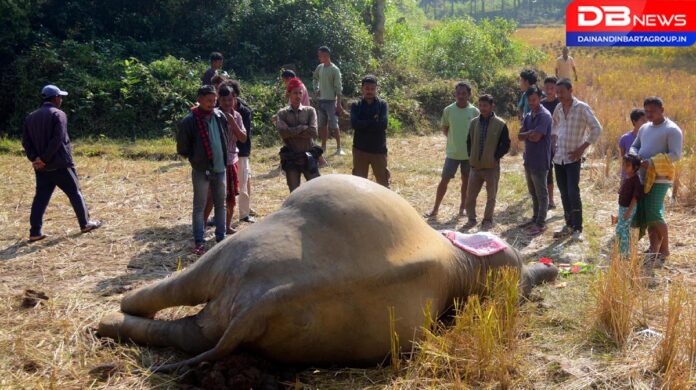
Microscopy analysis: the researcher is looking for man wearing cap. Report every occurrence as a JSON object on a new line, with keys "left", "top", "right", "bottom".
{"left": 22, "top": 85, "right": 101, "bottom": 242}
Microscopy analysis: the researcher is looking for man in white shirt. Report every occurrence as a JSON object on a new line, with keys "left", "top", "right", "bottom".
{"left": 551, "top": 79, "right": 602, "bottom": 241}
{"left": 555, "top": 47, "right": 578, "bottom": 82}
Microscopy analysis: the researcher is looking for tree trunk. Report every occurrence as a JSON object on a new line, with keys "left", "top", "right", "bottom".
{"left": 372, "top": 0, "right": 386, "bottom": 55}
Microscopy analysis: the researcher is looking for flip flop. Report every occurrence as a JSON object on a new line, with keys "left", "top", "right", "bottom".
{"left": 28, "top": 234, "right": 47, "bottom": 243}
{"left": 192, "top": 244, "right": 206, "bottom": 256}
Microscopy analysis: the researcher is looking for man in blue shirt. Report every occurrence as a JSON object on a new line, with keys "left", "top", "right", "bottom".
{"left": 22, "top": 85, "right": 101, "bottom": 242}
{"left": 518, "top": 86, "right": 553, "bottom": 235}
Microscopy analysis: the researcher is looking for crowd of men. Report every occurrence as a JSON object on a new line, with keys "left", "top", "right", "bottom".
{"left": 21, "top": 47, "right": 683, "bottom": 267}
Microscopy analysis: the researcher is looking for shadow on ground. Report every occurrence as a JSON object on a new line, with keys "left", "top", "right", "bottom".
{"left": 0, "top": 233, "right": 81, "bottom": 261}
{"left": 94, "top": 224, "right": 192, "bottom": 296}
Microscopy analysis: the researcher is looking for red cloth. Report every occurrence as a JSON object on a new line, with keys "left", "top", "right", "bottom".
{"left": 286, "top": 77, "right": 305, "bottom": 93}
{"left": 440, "top": 230, "right": 508, "bottom": 257}
{"left": 225, "top": 162, "right": 239, "bottom": 205}
{"left": 192, "top": 106, "right": 213, "bottom": 161}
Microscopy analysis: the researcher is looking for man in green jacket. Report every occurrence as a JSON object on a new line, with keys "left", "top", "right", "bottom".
{"left": 462, "top": 94, "right": 511, "bottom": 231}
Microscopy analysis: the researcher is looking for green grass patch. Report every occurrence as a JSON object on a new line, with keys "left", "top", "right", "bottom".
{"left": 0, "top": 136, "right": 183, "bottom": 161}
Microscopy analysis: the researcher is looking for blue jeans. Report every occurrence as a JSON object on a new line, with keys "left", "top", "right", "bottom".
{"left": 30, "top": 167, "right": 90, "bottom": 236}
{"left": 616, "top": 205, "right": 636, "bottom": 258}
{"left": 192, "top": 169, "right": 226, "bottom": 245}
{"left": 554, "top": 161, "right": 582, "bottom": 231}
{"left": 525, "top": 167, "right": 549, "bottom": 226}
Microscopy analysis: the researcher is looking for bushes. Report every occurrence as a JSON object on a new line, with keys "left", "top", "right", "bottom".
{"left": 5, "top": 39, "right": 205, "bottom": 139}
{"left": 0, "top": 0, "right": 375, "bottom": 139}
{"left": 232, "top": 0, "right": 373, "bottom": 95}
{"left": 2, "top": 38, "right": 290, "bottom": 143}
{"left": 0, "top": 0, "right": 546, "bottom": 144}
{"left": 241, "top": 81, "right": 286, "bottom": 147}
{"left": 375, "top": 1, "right": 546, "bottom": 127}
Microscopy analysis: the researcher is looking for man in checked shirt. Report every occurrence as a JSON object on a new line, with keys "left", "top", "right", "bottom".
{"left": 551, "top": 78, "right": 602, "bottom": 242}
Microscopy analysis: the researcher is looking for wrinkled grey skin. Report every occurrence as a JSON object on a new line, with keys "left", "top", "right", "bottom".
{"left": 98, "top": 174, "right": 557, "bottom": 371}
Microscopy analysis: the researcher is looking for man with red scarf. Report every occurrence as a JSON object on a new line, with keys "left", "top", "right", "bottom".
{"left": 276, "top": 78, "right": 321, "bottom": 192}
{"left": 203, "top": 84, "right": 247, "bottom": 236}
{"left": 177, "top": 85, "right": 232, "bottom": 255}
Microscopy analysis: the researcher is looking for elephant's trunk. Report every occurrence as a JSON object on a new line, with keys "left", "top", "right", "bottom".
{"left": 519, "top": 262, "right": 559, "bottom": 298}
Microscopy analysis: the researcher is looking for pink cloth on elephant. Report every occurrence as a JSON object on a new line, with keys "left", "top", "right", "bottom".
{"left": 441, "top": 230, "right": 508, "bottom": 257}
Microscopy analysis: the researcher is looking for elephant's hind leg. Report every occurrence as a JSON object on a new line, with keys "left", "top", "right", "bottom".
{"left": 121, "top": 266, "right": 216, "bottom": 317}
{"left": 98, "top": 312, "right": 215, "bottom": 354}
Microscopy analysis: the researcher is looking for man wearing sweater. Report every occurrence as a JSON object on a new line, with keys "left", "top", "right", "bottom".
{"left": 312, "top": 46, "right": 345, "bottom": 156}
{"left": 630, "top": 96, "right": 683, "bottom": 264}
{"left": 22, "top": 85, "right": 102, "bottom": 242}
{"left": 350, "top": 75, "right": 390, "bottom": 187}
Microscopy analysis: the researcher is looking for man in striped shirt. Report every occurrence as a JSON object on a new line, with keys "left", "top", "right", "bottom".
{"left": 551, "top": 79, "right": 602, "bottom": 241}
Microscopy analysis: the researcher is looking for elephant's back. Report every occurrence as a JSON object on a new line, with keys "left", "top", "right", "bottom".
{"left": 283, "top": 174, "right": 436, "bottom": 244}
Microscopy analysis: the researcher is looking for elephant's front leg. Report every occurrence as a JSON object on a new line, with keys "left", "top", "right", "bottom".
{"left": 98, "top": 313, "right": 216, "bottom": 354}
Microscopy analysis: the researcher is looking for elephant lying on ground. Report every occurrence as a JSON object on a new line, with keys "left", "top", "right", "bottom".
{"left": 98, "top": 174, "right": 557, "bottom": 371}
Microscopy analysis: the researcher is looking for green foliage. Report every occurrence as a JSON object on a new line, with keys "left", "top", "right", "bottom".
{"left": 415, "top": 17, "right": 533, "bottom": 85}
{"left": 377, "top": 1, "right": 545, "bottom": 125}
{"left": 478, "top": 71, "right": 522, "bottom": 118}
{"left": 7, "top": 39, "right": 205, "bottom": 139}
{"left": 232, "top": 0, "right": 373, "bottom": 94}
{"left": 419, "top": 0, "right": 570, "bottom": 23}
{"left": 1, "top": 0, "right": 546, "bottom": 144}
{"left": 413, "top": 79, "right": 466, "bottom": 118}
{"left": 0, "top": 0, "right": 375, "bottom": 141}
{"left": 242, "top": 81, "right": 286, "bottom": 147}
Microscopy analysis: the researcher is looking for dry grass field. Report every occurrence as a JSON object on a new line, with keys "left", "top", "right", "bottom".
{"left": 1, "top": 26, "right": 695, "bottom": 389}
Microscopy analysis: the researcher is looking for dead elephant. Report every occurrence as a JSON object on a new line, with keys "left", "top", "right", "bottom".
{"left": 98, "top": 174, "right": 557, "bottom": 371}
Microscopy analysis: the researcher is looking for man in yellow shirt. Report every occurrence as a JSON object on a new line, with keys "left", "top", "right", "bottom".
{"left": 555, "top": 47, "right": 578, "bottom": 82}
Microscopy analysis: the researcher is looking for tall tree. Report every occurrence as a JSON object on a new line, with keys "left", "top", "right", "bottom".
{"left": 372, "top": 0, "right": 386, "bottom": 55}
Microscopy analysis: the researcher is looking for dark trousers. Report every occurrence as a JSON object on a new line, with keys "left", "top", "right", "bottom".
{"left": 554, "top": 161, "right": 582, "bottom": 231}
{"left": 285, "top": 167, "right": 320, "bottom": 192}
{"left": 352, "top": 148, "right": 390, "bottom": 188}
{"left": 30, "top": 167, "right": 89, "bottom": 236}
{"left": 465, "top": 165, "right": 500, "bottom": 222}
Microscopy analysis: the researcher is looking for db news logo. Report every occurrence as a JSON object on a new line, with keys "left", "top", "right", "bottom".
{"left": 566, "top": 0, "right": 696, "bottom": 46}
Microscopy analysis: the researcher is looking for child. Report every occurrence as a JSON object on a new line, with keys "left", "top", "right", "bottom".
{"left": 616, "top": 154, "right": 642, "bottom": 257}
{"left": 618, "top": 108, "right": 647, "bottom": 181}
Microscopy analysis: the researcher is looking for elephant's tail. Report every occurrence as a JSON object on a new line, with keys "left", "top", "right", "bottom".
{"left": 519, "top": 262, "right": 559, "bottom": 298}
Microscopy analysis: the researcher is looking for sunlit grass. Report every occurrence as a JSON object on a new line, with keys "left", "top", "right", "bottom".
{"left": 391, "top": 268, "right": 521, "bottom": 388}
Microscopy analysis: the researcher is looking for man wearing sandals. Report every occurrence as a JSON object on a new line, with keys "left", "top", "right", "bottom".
{"left": 22, "top": 85, "right": 101, "bottom": 242}
{"left": 630, "top": 97, "right": 683, "bottom": 267}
